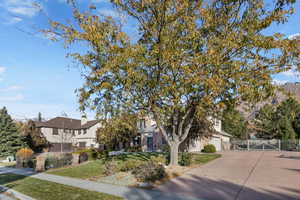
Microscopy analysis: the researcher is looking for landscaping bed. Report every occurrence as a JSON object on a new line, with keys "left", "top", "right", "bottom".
{"left": 46, "top": 152, "right": 221, "bottom": 187}
{"left": 0, "top": 173, "right": 123, "bottom": 200}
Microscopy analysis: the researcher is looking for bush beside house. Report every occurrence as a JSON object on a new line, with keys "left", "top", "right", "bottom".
{"left": 202, "top": 144, "right": 217, "bottom": 153}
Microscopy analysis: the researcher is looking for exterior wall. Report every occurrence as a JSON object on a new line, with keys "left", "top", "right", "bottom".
{"left": 41, "top": 123, "right": 101, "bottom": 149}
{"left": 41, "top": 127, "right": 74, "bottom": 144}
{"left": 188, "top": 137, "right": 211, "bottom": 152}
{"left": 139, "top": 116, "right": 230, "bottom": 152}
{"left": 74, "top": 123, "right": 101, "bottom": 148}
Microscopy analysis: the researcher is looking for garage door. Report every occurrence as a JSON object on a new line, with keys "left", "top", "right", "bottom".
{"left": 209, "top": 137, "right": 222, "bottom": 151}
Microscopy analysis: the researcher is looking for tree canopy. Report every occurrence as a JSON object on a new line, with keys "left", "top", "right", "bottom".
{"left": 0, "top": 107, "right": 25, "bottom": 157}
{"left": 21, "top": 120, "right": 49, "bottom": 153}
{"left": 222, "top": 107, "right": 248, "bottom": 139}
{"left": 96, "top": 113, "right": 139, "bottom": 150}
{"left": 254, "top": 98, "right": 300, "bottom": 139}
{"left": 44, "top": 0, "right": 299, "bottom": 165}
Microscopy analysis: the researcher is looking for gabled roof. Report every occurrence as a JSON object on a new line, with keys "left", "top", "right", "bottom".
{"left": 217, "top": 130, "right": 233, "bottom": 137}
{"left": 35, "top": 117, "right": 100, "bottom": 129}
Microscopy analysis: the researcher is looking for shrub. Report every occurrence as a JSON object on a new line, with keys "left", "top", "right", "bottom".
{"left": 132, "top": 161, "right": 166, "bottom": 182}
{"left": 103, "top": 160, "right": 118, "bottom": 176}
{"left": 203, "top": 144, "right": 216, "bottom": 153}
{"left": 126, "top": 146, "right": 142, "bottom": 152}
{"left": 179, "top": 153, "right": 192, "bottom": 166}
{"left": 79, "top": 152, "right": 88, "bottom": 163}
{"left": 150, "top": 155, "right": 166, "bottom": 165}
{"left": 161, "top": 144, "right": 170, "bottom": 153}
{"left": 118, "top": 160, "right": 144, "bottom": 172}
{"left": 73, "top": 149, "right": 96, "bottom": 161}
{"left": 96, "top": 150, "right": 109, "bottom": 160}
{"left": 16, "top": 148, "right": 35, "bottom": 168}
{"left": 16, "top": 148, "right": 34, "bottom": 160}
{"left": 26, "top": 158, "right": 36, "bottom": 168}
{"left": 45, "top": 153, "right": 73, "bottom": 169}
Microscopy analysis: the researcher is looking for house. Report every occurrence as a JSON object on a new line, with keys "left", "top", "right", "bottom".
{"left": 138, "top": 117, "right": 232, "bottom": 152}
{"left": 35, "top": 117, "right": 101, "bottom": 152}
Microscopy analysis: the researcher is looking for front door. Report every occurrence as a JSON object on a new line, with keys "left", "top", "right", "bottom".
{"left": 147, "top": 137, "right": 153, "bottom": 152}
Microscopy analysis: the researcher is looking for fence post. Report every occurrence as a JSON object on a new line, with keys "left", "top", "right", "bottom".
{"left": 278, "top": 140, "right": 281, "bottom": 151}
{"left": 263, "top": 143, "right": 264, "bottom": 151}
{"left": 247, "top": 140, "right": 250, "bottom": 151}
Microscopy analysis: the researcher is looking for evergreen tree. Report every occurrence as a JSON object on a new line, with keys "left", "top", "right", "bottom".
{"left": 0, "top": 107, "right": 25, "bottom": 157}
{"left": 21, "top": 120, "right": 49, "bottom": 153}
{"left": 293, "top": 113, "right": 300, "bottom": 138}
{"left": 38, "top": 112, "right": 42, "bottom": 122}
{"left": 222, "top": 108, "right": 248, "bottom": 139}
{"left": 255, "top": 98, "right": 300, "bottom": 139}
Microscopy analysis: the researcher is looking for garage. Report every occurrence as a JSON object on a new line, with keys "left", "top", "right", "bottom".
{"left": 209, "top": 137, "right": 222, "bottom": 151}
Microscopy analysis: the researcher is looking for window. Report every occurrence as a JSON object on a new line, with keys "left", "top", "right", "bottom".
{"left": 83, "top": 129, "right": 87, "bottom": 134}
{"left": 79, "top": 142, "right": 86, "bottom": 148}
{"left": 78, "top": 130, "right": 81, "bottom": 135}
{"left": 215, "top": 119, "right": 220, "bottom": 127}
{"left": 140, "top": 119, "right": 146, "bottom": 129}
{"left": 53, "top": 128, "right": 58, "bottom": 135}
{"left": 72, "top": 130, "right": 75, "bottom": 136}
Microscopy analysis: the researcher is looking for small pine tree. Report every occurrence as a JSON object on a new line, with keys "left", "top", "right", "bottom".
{"left": 38, "top": 112, "right": 42, "bottom": 122}
{"left": 0, "top": 107, "right": 25, "bottom": 157}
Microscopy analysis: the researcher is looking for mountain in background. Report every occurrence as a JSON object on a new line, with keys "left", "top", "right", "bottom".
{"left": 238, "top": 82, "right": 300, "bottom": 121}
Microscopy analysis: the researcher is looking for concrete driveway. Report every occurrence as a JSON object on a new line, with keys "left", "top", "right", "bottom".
{"left": 157, "top": 151, "right": 300, "bottom": 200}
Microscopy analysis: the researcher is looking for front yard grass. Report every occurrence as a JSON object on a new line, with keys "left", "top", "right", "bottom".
{"left": 0, "top": 173, "right": 123, "bottom": 200}
{"left": 47, "top": 152, "right": 164, "bottom": 179}
{"left": 47, "top": 152, "right": 221, "bottom": 182}
{"left": 47, "top": 160, "right": 105, "bottom": 179}
{"left": 191, "top": 153, "right": 221, "bottom": 165}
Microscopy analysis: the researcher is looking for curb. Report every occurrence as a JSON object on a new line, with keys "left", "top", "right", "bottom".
{"left": 0, "top": 185, "right": 36, "bottom": 200}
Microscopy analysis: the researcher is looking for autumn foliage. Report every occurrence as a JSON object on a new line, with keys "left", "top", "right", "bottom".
{"left": 43, "top": 0, "right": 300, "bottom": 165}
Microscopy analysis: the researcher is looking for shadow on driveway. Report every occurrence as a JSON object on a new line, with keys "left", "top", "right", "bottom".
{"left": 123, "top": 175, "right": 300, "bottom": 200}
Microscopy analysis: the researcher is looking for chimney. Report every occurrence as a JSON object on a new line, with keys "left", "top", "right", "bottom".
{"left": 81, "top": 116, "right": 88, "bottom": 126}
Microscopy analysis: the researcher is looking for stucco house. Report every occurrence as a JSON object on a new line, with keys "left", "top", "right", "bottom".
{"left": 35, "top": 117, "right": 101, "bottom": 152}
{"left": 138, "top": 117, "right": 232, "bottom": 152}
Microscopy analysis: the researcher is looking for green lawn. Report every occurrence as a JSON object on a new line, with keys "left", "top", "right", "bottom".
{"left": 47, "top": 160, "right": 105, "bottom": 179}
{"left": 47, "top": 152, "right": 164, "bottom": 179}
{"left": 190, "top": 153, "right": 221, "bottom": 165}
{"left": 47, "top": 152, "right": 220, "bottom": 180}
{"left": 0, "top": 173, "right": 123, "bottom": 200}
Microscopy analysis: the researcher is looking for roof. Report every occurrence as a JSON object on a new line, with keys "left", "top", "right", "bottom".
{"left": 217, "top": 130, "right": 233, "bottom": 138}
{"left": 35, "top": 117, "right": 100, "bottom": 129}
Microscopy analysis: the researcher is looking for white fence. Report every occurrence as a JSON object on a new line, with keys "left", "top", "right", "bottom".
{"left": 231, "top": 139, "right": 300, "bottom": 151}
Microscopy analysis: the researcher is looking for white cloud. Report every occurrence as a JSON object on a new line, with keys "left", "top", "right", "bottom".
{"left": 272, "top": 79, "right": 287, "bottom": 85}
{"left": 281, "top": 68, "right": 300, "bottom": 77}
{"left": 92, "top": 0, "right": 110, "bottom": 3}
{"left": 1, "top": 0, "right": 41, "bottom": 18}
{"left": 0, "top": 85, "right": 23, "bottom": 92}
{"left": 0, "top": 66, "right": 6, "bottom": 81}
{"left": 288, "top": 33, "right": 300, "bottom": 40}
{"left": 0, "top": 66, "right": 6, "bottom": 74}
{"left": 57, "top": 0, "right": 109, "bottom": 3}
{"left": 98, "top": 9, "right": 120, "bottom": 18}
{"left": 3, "top": 16, "right": 22, "bottom": 24}
{"left": 0, "top": 94, "right": 24, "bottom": 102}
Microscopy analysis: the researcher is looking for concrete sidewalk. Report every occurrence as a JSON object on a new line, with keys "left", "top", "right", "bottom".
{"left": 0, "top": 167, "right": 200, "bottom": 200}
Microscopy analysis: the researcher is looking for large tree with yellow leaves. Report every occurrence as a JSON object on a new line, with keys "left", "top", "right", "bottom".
{"left": 44, "top": 0, "right": 299, "bottom": 165}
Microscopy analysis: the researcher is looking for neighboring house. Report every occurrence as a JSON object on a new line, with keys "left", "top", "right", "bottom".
{"left": 35, "top": 117, "right": 101, "bottom": 152}
{"left": 138, "top": 117, "right": 232, "bottom": 152}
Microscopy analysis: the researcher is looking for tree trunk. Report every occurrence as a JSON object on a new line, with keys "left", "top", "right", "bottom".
{"left": 169, "top": 142, "right": 180, "bottom": 166}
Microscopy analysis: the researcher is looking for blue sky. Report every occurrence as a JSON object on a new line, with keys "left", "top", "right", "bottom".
{"left": 0, "top": 0, "right": 299, "bottom": 120}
